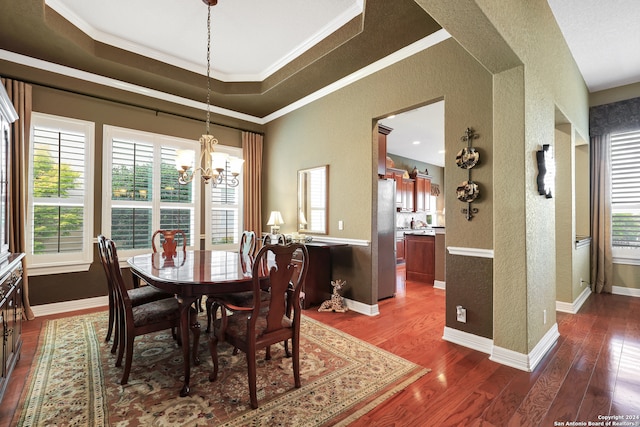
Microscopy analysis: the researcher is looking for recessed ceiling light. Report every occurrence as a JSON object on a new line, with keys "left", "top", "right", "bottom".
{"left": 438, "top": 150, "right": 445, "bottom": 154}
{"left": 386, "top": 115, "right": 396, "bottom": 119}
{"left": 412, "top": 141, "right": 421, "bottom": 145}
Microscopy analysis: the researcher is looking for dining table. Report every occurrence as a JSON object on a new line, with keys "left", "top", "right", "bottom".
{"left": 127, "top": 249, "right": 260, "bottom": 397}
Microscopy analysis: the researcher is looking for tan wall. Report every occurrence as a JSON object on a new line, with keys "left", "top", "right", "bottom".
{"left": 265, "top": 38, "right": 493, "bottom": 308}
{"left": 555, "top": 126, "right": 573, "bottom": 303}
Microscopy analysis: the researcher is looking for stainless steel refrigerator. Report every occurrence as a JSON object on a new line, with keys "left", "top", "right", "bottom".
{"left": 377, "top": 178, "right": 397, "bottom": 299}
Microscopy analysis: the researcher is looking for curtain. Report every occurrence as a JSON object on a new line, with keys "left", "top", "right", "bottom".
{"left": 588, "top": 96, "right": 640, "bottom": 294}
{"left": 589, "top": 134, "right": 613, "bottom": 293}
{"left": 2, "top": 78, "right": 35, "bottom": 320}
{"left": 242, "top": 131, "right": 263, "bottom": 236}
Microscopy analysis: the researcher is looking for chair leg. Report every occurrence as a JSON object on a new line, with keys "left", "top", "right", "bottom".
{"left": 265, "top": 345, "right": 271, "bottom": 360}
{"left": 208, "top": 334, "right": 219, "bottom": 382}
{"left": 106, "top": 293, "right": 115, "bottom": 343}
{"left": 247, "top": 350, "right": 259, "bottom": 409}
{"left": 110, "top": 307, "right": 120, "bottom": 355}
{"left": 115, "top": 311, "right": 126, "bottom": 366}
{"left": 284, "top": 339, "right": 291, "bottom": 358}
{"left": 121, "top": 333, "right": 135, "bottom": 385}
{"left": 205, "top": 300, "right": 214, "bottom": 333}
{"left": 293, "top": 336, "right": 301, "bottom": 388}
{"left": 191, "top": 319, "right": 201, "bottom": 366}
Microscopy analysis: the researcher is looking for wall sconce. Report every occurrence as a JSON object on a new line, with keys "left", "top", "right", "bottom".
{"left": 536, "top": 144, "right": 555, "bottom": 198}
{"left": 267, "top": 211, "right": 284, "bottom": 234}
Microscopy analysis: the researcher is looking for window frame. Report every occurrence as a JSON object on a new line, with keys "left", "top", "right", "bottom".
{"left": 27, "top": 112, "right": 95, "bottom": 275}
{"left": 204, "top": 145, "right": 244, "bottom": 251}
{"left": 610, "top": 129, "right": 640, "bottom": 265}
{"left": 101, "top": 125, "right": 201, "bottom": 260}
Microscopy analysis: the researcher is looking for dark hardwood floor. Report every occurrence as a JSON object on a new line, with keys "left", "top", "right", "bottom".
{"left": 2, "top": 265, "right": 639, "bottom": 426}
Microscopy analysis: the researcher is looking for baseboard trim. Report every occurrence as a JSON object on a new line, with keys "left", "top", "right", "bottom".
{"left": 433, "top": 280, "right": 446, "bottom": 290}
{"left": 344, "top": 298, "right": 379, "bottom": 316}
{"left": 556, "top": 286, "right": 591, "bottom": 314}
{"left": 612, "top": 286, "right": 640, "bottom": 297}
{"left": 31, "top": 296, "right": 109, "bottom": 317}
{"left": 490, "top": 323, "right": 559, "bottom": 372}
{"left": 442, "top": 326, "right": 493, "bottom": 354}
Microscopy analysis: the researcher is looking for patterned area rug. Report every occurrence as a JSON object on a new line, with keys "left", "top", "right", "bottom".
{"left": 15, "top": 311, "right": 429, "bottom": 426}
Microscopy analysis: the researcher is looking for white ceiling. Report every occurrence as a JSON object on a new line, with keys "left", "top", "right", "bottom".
{"left": 46, "top": 0, "right": 363, "bottom": 82}
{"left": 45, "top": 0, "right": 640, "bottom": 167}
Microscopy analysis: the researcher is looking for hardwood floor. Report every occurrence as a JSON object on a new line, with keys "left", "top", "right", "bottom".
{"left": 2, "top": 266, "right": 639, "bottom": 426}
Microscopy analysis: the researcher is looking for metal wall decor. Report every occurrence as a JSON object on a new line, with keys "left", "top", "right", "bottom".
{"left": 456, "top": 128, "right": 480, "bottom": 220}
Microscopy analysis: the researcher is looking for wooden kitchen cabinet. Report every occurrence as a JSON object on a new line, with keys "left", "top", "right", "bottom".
{"left": 411, "top": 172, "right": 431, "bottom": 212}
{"left": 404, "top": 234, "right": 435, "bottom": 284}
{"left": 396, "top": 236, "right": 405, "bottom": 262}
{"left": 402, "top": 179, "right": 415, "bottom": 212}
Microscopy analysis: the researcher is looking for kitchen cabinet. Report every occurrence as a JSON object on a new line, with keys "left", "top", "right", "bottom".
{"left": 377, "top": 124, "right": 393, "bottom": 177}
{"left": 0, "top": 254, "right": 25, "bottom": 403}
{"left": 396, "top": 235, "right": 405, "bottom": 262}
{"left": 401, "top": 179, "right": 415, "bottom": 212}
{"left": 412, "top": 172, "right": 431, "bottom": 212}
{"left": 404, "top": 233, "right": 435, "bottom": 284}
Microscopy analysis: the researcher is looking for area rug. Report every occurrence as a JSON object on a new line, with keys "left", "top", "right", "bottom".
{"left": 14, "top": 311, "right": 429, "bottom": 426}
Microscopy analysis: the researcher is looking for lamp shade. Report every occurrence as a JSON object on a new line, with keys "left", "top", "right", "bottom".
{"left": 267, "top": 211, "right": 284, "bottom": 226}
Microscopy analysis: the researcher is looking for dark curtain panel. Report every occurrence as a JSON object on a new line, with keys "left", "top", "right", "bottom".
{"left": 588, "top": 96, "right": 640, "bottom": 294}
{"left": 242, "top": 132, "right": 263, "bottom": 236}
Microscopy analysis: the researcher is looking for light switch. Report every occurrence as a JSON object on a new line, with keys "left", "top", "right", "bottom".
{"left": 338, "top": 220, "right": 344, "bottom": 230}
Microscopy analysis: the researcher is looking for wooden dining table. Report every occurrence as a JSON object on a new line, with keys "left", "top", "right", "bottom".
{"left": 127, "top": 249, "right": 258, "bottom": 397}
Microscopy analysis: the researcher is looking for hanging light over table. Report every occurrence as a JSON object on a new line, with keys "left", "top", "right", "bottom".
{"left": 177, "top": 0, "right": 244, "bottom": 186}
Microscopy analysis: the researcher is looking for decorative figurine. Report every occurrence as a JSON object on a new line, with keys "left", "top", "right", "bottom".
{"left": 318, "top": 280, "right": 349, "bottom": 313}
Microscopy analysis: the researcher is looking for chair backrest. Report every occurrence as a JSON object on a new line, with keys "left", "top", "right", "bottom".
{"left": 152, "top": 229, "right": 187, "bottom": 257}
{"left": 97, "top": 234, "right": 115, "bottom": 291}
{"left": 103, "top": 237, "right": 132, "bottom": 309}
{"left": 239, "top": 230, "right": 257, "bottom": 274}
{"left": 251, "top": 243, "right": 308, "bottom": 335}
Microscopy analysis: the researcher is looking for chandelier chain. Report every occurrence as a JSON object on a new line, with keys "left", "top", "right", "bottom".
{"left": 206, "top": 4, "right": 212, "bottom": 135}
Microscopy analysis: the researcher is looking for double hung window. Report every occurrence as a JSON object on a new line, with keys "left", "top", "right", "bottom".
{"left": 611, "top": 130, "right": 640, "bottom": 263}
{"left": 204, "top": 145, "right": 244, "bottom": 251}
{"left": 102, "top": 126, "right": 200, "bottom": 257}
{"left": 27, "top": 113, "right": 95, "bottom": 274}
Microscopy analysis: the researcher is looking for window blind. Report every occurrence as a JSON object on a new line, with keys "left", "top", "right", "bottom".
{"left": 611, "top": 130, "right": 640, "bottom": 248}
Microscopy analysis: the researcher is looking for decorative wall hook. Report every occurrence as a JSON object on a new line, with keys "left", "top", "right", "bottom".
{"left": 456, "top": 128, "right": 480, "bottom": 221}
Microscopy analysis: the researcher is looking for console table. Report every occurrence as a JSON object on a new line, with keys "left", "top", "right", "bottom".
{"left": 301, "top": 242, "right": 346, "bottom": 309}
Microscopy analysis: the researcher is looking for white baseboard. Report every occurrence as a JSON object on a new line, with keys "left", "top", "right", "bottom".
{"left": 612, "top": 286, "right": 640, "bottom": 297}
{"left": 31, "top": 296, "right": 109, "bottom": 317}
{"left": 442, "top": 326, "right": 493, "bottom": 354}
{"left": 556, "top": 286, "right": 591, "bottom": 314}
{"left": 490, "top": 323, "right": 559, "bottom": 372}
{"left": 433, "top": 280, "right": 446, "bottom": 290}
{"left": 344, "top": 298, "right": 379, "bottom": 316}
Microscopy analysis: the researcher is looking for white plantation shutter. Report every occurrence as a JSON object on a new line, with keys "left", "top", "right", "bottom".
{"left": 611, "top": 130, "right": 640, "bottom": 249}
{"left": 206, "top": 146, "right": 243, "bottom": 250}
{"left": 102, "top": 126, "right": 198, "bottom": 255}
{"left": 28, "top": 113, "right": 94, "bottom": 274}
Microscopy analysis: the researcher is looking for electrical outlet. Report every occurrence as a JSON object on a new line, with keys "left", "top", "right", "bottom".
{"left": 456, "top": 305, "right": 466, "bottom": 323}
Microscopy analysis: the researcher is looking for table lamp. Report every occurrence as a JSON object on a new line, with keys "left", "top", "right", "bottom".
{"left": 267, "top": 211, "right": 284, "bottom": 234}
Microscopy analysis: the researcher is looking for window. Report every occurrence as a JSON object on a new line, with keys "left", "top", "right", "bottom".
{"left": 27, "top": 113, "right": 94, "bottom": 274}
{"left": 102, "top": 126, "right": 200, "bottom": 257}
{"left": 204, "top": 145, "right": 244, "bottom": 251}
{"left": 611, "top": 130, "right": 640, "bottom": 264}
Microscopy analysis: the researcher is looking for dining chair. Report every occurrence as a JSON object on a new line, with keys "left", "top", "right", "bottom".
{"left": 103, "top": 236, "right": 201, "bottom": 385}
{"left": 152, "top": 229, "right": 187, "bottom": 258}
{"left": 97, "top": 235, "right": 172, "bottom": 354}
{"left": 208, "top": 242, "right": 309, "bottom": 409}
{"left": 205, "top": 230, "right": 267, "bottom": 333}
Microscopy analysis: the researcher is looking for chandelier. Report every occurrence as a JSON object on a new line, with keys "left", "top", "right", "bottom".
{"left": 176, "top": 0, "right": 244, "bottom": 186}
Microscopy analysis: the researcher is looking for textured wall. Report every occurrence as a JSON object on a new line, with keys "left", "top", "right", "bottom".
{"left": 265, "top": 39, "right": 493, "bottom": 306}
{"left": 555, "top": 126, "right": 573, "bottom": 304}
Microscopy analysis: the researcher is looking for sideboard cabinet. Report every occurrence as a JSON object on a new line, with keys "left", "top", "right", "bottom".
{"left": 0, "top": 253, "right": 25, "bottom": 403}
